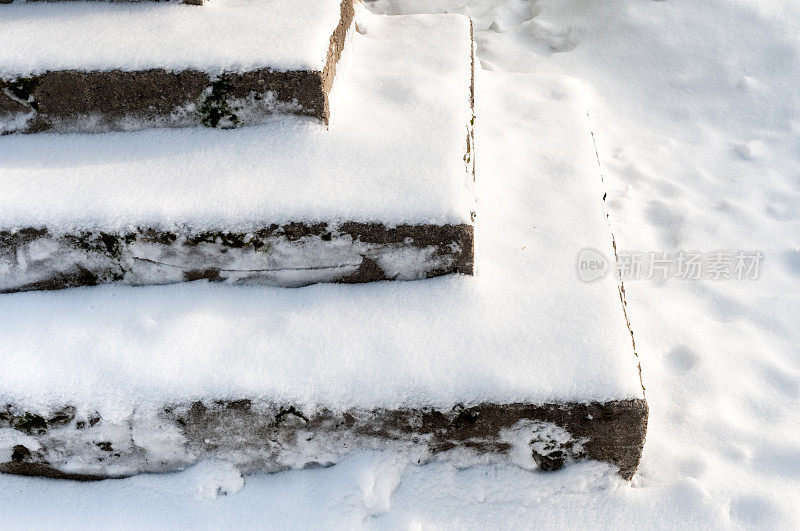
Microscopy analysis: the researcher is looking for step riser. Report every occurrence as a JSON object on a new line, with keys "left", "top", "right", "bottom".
{"left": 0, "top": 223, "right": 474, "bottom": 292}
{"left": 0, "top": 0, "right": 353, "bottom": 132}
{"left": 1, "top": 70, "right": 327, "bottom": 133}
{"left": 1, "top": 0, "right": 206, "bottom": 4}
{"left": 0, "top": 399, "right": 648, "bottom": 481}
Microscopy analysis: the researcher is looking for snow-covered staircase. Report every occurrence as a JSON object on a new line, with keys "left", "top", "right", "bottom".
{"left": 0, "top": 1, "right": 648, "bottom": 482}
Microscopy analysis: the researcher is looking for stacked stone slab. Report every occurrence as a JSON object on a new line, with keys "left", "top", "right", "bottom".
{"left": 0, "top": 400, "right": 647, "bottom": 481}
{"left": 0, "top": 0, "right": 353, "bottom": 132}
{"left": 1, "top": 0, "right": 207, "bottom": 4}
{"left": 0, "top": 4, "right": 648, "bottom": 482}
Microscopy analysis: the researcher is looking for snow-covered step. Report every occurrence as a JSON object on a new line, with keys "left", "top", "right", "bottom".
{"left": 0, "top": 399, "right": 646, "bottom": 481}
{"left": 0, "top": 10, "right": 475, "bottom": 292}
{"left": 0, "top": 0, "right": 353, "bottom": 132}
{"left": 0, "top": 70, "right": 647, "bottom": 480}
{"left": 1, "top": 0, "right": 207, "bottom": 4}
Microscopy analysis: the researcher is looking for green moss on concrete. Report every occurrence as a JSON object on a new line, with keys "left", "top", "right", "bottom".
{"left": 198, "top": 77, "right": 240, "bottom": 128}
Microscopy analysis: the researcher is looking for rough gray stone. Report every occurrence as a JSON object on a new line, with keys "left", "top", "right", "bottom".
{"left": 0, "top": 222, "right": 474, "bottom": 293}
{"left": 21, "top": 0, "right": 206, "bottom": 4}
{"left": 0, "top": 399, "right": 648, "bottom": 481}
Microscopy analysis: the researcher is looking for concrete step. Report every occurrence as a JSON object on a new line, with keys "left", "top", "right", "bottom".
{"left": 1, "top": 400, "right": 647, "bottom": 481}
{"left": 0, "top": 10, "right": 476, "bottom": 292}
{"left": 0, "top": 0, "right": 353, "bottom": 132}
{"left": 0, "top": 224, "right": 473, "bottom": 292}
{"left": 0, "top": 66, "right": 648, "bottom": 480}
{"left": 1, "top": 0, "right": 207, "bottom": 5}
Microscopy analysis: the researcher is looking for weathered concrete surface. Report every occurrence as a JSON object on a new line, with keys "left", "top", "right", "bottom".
{"left": 0, "top": 0, "right": 354, "bottom": 132}
{"left": 19, "top": 0, "right": 207, "bottom": 4}
{"left": 0, "top": 222, "right": 474, "bottom": 293}
{"left": 0, "top": 399, "right": 648, "bottom": 481}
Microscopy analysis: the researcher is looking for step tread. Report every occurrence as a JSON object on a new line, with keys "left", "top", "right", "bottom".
{"left": 0, "top": 0, "right": 343, "bottom": 75}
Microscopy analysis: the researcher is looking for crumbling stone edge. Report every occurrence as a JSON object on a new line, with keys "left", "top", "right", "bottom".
{"left": 0, "top": 398, "right": 647, "bottom": 481}
{"left": 0, "top": 222, "right": 474, "bottom": 293}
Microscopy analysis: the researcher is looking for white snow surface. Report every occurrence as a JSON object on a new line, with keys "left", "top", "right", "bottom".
{"left": 0, "top": 69, "right": 641, "bottom": 412}
{"left": 0, "top": 10, "right": 474, "bottom": 229}
{"left": 5, "top": 0, "right": 800, "bottom": 528}
{"left": 0, "top": 0, "right": 343, "bottom": 75}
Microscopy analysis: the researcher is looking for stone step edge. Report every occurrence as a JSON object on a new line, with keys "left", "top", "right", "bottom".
{"left": 1, "top": 0, "right": 206, "bottom": 5}
{"left": 0, "top": 398, "right": 648, "bottom": 481}
{"left": 0, "top": 222, "right": 474, "bottom": 293}
{"left": 0, "top": 0, "right": 354, "bottom": 131}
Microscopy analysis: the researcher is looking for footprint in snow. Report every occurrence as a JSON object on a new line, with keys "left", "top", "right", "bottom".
{"left": 664, "top": 344, "right": 698, "bottom": 375}
{"left": 780, "top": 249, "right": 800, "bottom": 278}
{"left": 733, "top": 140, "right": 763, "bottom": 160}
